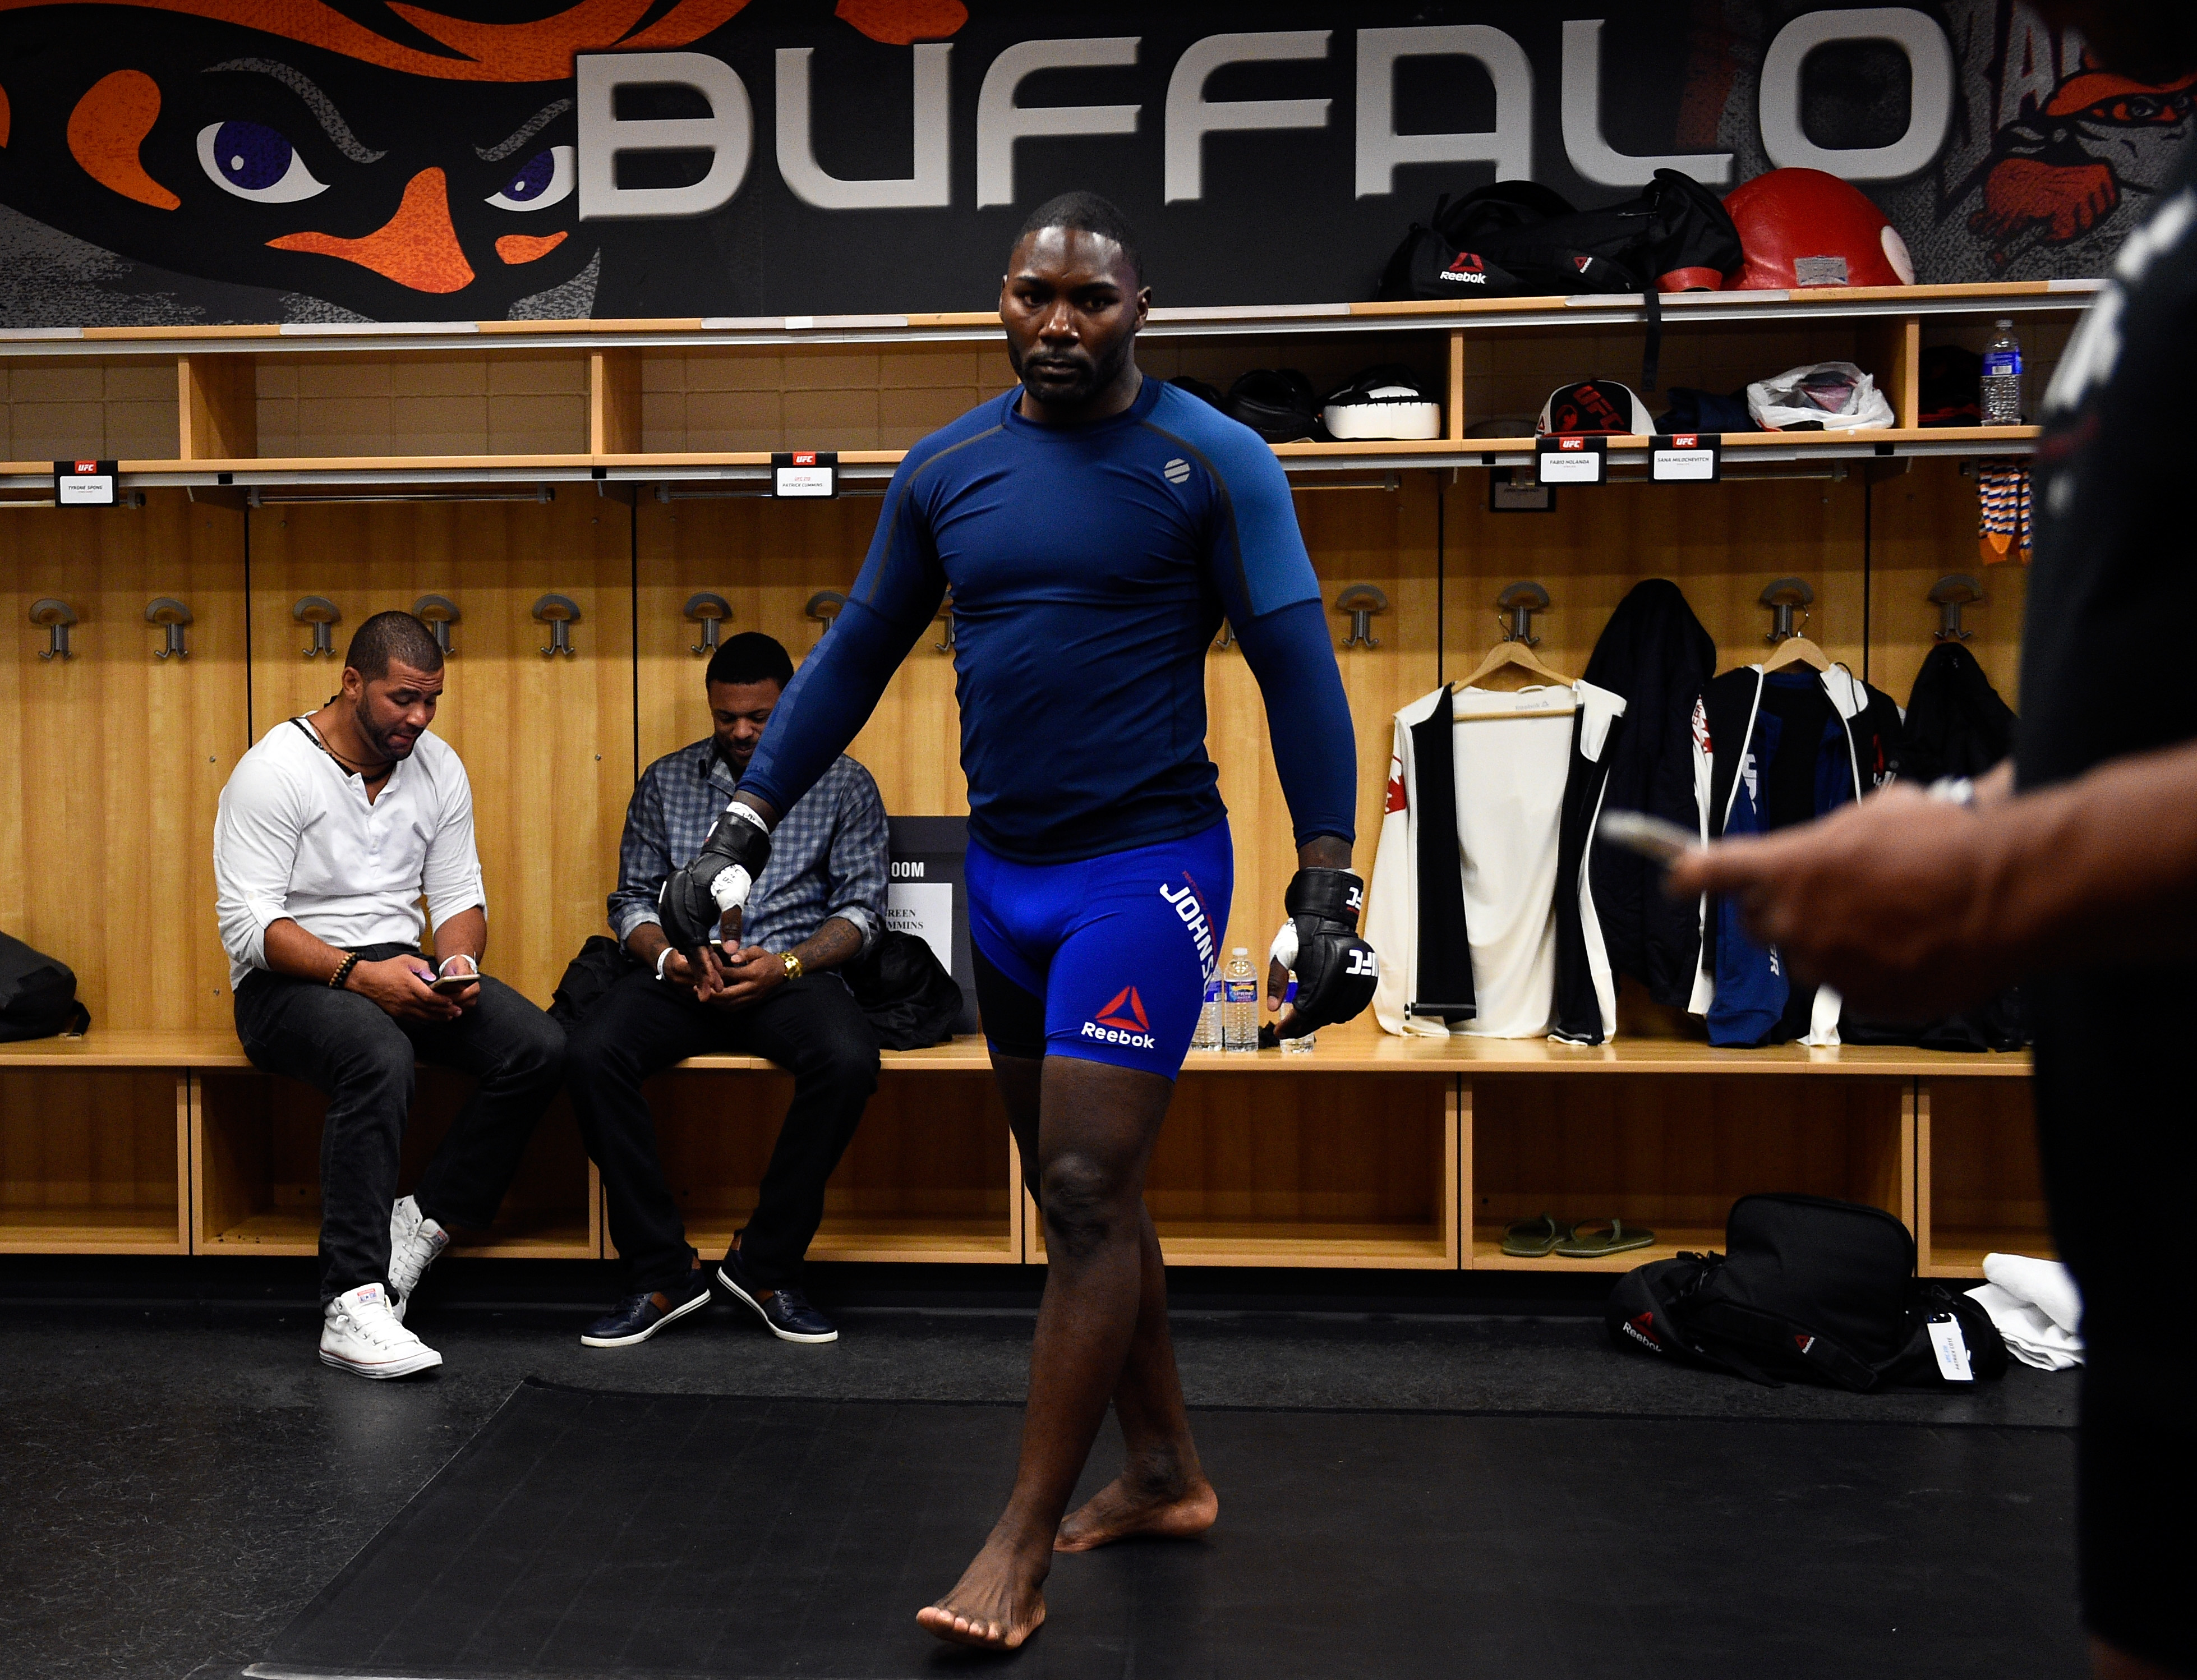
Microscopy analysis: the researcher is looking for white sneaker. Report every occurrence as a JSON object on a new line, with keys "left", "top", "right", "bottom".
{"left": 320, "top": 1283, "right": 443, "bottom": 1379}
{"left": 388, "top": 1195, "right": 450, "bottom": 1324}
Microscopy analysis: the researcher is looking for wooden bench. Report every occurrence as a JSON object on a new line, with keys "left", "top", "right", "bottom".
{"left": 0, "top": 1027, "right": 2039, "bottom": 1278}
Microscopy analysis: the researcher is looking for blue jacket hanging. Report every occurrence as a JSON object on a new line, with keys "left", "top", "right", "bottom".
{"left": 1701, "top": 665, "right": 1905, "bottom": 1047}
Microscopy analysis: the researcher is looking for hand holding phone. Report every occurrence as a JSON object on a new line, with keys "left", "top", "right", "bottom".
{"left": 1596, "top": 810, "right": 1705, "bottom": 871}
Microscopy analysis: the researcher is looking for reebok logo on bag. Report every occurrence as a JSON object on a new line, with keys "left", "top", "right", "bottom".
{"left": 1440, "top": 252, "right": 1487, "bottom": 286}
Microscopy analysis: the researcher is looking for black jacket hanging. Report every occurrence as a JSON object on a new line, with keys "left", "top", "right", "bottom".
{"left": 1841, "top": 642, "right": 2028, "bottom": 1052}
{"left": 1900, "top": 641, "right": 2016, "bottom": 786}
{"left": 1579, "top": 580, "right": 1717, "bottom": 1010}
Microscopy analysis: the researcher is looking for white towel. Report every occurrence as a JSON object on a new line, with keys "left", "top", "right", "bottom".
{"left": 1966, "top": 1253, "right": 2085, "bottom": 1372}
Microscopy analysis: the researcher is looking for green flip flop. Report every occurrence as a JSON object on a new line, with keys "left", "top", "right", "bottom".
{"left": 1500, "top": 1213, "right": 1571, "bottom": 1257}
{"left": 1554, "top": 1218, "right": 1656, "bottom": 1258}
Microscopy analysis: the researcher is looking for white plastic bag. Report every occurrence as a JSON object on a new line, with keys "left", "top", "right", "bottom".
{"left": 1746, "top": 361, "right": 1894, "bottom": 432}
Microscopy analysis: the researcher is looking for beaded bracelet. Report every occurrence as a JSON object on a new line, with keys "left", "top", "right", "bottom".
{"left": 329, "top": 951, "right": 360, "bottom": 990}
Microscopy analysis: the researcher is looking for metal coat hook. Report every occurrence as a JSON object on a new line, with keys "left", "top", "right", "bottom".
{"left": 1760, "top": 578, "right": 1814, "bottom": 642}
{"left": 805, "top": 590, "right": 846, "bottom": 632}
{"left": 934, "top": 596, "right": 956, "bottom": 654}
{"left": 1496, "top": 581, "right": 1550, "bottom": 645}
{"left": 532, "top": 593, "right": 581, "bottom": 658}
{"left": 413, "top": 595, "right": 459, "bottom": 656}
{"left": 1929, "top": 574, "right": 1983, "bottom": 642}
{"left": 145, "top": 597, "right": 192, "bottom": 660}
{"left": 684, "top": 593, "right": 730, "bottom": 656}
{"left": 1213, "top": 620, "right": 1236, "bottom": 651}
{"left": 1335, "top": 584, "right": 1389, "bottom": 649}
{"left": 294, "top": 596, "right": 340, "bottom": 659}
{"left": 30, "top": 599, "right": 76, "bottom": 661}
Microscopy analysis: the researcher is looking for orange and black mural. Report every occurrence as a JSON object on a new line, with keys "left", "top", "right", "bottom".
{"left": 0, "top": 1, "right": 2164, "bottom": 327}
{"left": 0, "top": 0, "right": 971, "bottom": 322}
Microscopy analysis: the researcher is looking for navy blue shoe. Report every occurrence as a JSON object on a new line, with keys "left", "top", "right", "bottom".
{"left": 580, "top": 1269, "right": 712, "bottom": 1348}
{"left": 717, "top": 1249, "right": 837, "bottom": 1344}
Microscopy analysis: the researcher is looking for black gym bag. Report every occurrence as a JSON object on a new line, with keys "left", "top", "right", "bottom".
{"left": 0, "top": 932, "right": 90, "bottom": 1041}
{"left": 1608, "top": 1193, "right": 2009, "bottom": 1390}
{"left": 1376, "top": 171, "right": 1743, "bottom": 388}
{"left": 549, "top": 928, "right": 960, "bottom": 1050}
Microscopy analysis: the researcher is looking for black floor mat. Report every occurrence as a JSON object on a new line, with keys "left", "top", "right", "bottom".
{"left": 250, "top": 1378, "right": 2078, "bottom": 1680}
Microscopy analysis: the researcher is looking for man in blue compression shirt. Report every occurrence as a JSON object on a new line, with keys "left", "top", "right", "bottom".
{"left": 656, "top": 192, "right": 1377, "bottom": 1651}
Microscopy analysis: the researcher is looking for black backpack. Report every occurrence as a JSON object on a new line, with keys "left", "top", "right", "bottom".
{"left": 840, "top": 929, "right": 963, "bottom": 1050}
{"left": 1608, "top": 1193, "right": 2009, "bottom": 1391}
{"left": 0, "top": 932, "right": 90, "bottom": 1042}
{"left": 1376, "top": 171, "right": 1743, "bottom": 388}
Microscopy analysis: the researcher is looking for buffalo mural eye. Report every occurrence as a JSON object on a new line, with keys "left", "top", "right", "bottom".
{"left": 486, "top": 146, "right": 572, "bottom": 212}
{"left": 196, "top": 120, "right": 328, "bottom": 202}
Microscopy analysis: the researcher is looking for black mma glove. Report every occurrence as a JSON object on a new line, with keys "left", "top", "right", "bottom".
{"left": 1268, "top": 867, "right": 1378, "bottom": 1037}
{"left": 659, "top": 802, "right": 772, "bottom": 953}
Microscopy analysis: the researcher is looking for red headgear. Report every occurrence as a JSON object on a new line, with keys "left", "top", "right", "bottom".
{"left": 1722, "top": 168, "right": 1915, "bottom": 289}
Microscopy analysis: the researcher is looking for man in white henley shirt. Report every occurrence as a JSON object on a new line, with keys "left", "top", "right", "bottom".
{"left": 213, "top": 611, "right": 564, "bottom": 1379}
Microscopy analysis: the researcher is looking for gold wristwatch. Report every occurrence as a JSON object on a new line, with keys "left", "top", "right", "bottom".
{"left": 779, "top": 951, "right": 804, "bottom": 982}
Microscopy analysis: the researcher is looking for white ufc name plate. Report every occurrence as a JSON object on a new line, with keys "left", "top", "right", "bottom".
{"left": 1535, "top": 436, "right": 1605, "bottom": 484}
{"left": 1651, "top": 433, "right": 1722, "bottom": 483}
{"left": 54, "top": 458, "right": 117, "bottom": 505}
{"left": 886, "top": 881, "right": 955, "bottom": 974}
{"left": 772, "top": 450, "right": 838, "bottom": 498}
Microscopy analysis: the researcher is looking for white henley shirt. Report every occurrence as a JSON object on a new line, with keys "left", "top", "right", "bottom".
{"left": 213, "top": 717, "right": 486, "bottom": 990}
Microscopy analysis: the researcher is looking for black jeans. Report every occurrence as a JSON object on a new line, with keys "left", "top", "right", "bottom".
{"left": 233, "top": 944, "right": 566, "bottom": 1304}
{"left": 565, "top": 967, "right": 879, "bottom": 1295}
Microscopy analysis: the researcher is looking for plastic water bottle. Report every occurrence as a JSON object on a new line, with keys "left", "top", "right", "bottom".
{"left": 1191, "top": 974, "right": 1223, "bottom": 1050}
{"left": 1982, "top": 319, "right": 2024, "bottom": 425}
{"left": 1222, "top": 949, "right": 1259, "bottom": 1052}
{"left": 1279, "top": 975, "right": 1316, "bottom": 1053}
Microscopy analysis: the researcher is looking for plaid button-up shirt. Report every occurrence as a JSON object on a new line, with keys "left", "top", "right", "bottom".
{"left": 609, "top": 739, "right": 888, "bottom": 959}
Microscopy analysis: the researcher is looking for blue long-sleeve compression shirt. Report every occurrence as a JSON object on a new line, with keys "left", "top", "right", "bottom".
{"left": 741, "top": 374, "right": 1356, "bottom": 864}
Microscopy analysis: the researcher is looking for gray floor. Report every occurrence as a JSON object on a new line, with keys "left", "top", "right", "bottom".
{"left": 0, "top": 1296, "right": 2078, "bottom": 1680}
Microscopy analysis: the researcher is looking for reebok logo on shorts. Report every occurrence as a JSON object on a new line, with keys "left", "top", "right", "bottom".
{"left": 1084, "top": 987, "right": 1156, "bottom": 1049}
{"left": 1162, "top": 458, "right": 1191, "bottom": 485}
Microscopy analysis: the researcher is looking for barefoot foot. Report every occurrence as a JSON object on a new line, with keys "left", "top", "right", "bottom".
{"left": 1055, "top": 1471, "right": 1218, "bottom": 1552}
{"left": 916, "top": 1539, "right": 1048, "bottom": 1650}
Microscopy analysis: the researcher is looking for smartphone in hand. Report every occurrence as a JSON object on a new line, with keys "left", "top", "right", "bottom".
{"left": 1596, "top": 810, "right": 1705, "bottom": 871}
{"left": 430, "top": 970, "right": 478, "bottom": 995}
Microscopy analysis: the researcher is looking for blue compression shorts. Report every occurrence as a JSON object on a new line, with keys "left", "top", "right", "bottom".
{"left": 967, "top": 820, "right": 1235, "bottom": 1079}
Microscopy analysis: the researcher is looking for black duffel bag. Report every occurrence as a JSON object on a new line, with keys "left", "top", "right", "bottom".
{"left": 550, "top": 928, "right": 960, "bottom": 1051}
{"left": 1608, "top": 1192, "right": 2008, "bottom": 1391}
{"left": 0, "top": 932, "right": 90, "bottom": 1041}
{"left": 1376, "top": 170, "right": 1742, "bottom": 388}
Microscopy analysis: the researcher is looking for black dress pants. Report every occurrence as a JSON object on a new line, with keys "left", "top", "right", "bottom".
{"left": 233, "top": 945, "right": 566, "bottom": 1304}
{"left": 565, "top": 968, "right": 879, "bottom": 1295}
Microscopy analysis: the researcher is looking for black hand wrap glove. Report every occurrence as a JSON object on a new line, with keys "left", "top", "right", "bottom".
{"left": 658, "top": 805, "right": 772, "bottom": 952}
{"left": 1269, "top": 867, "right": 1379, "bottom": 1037}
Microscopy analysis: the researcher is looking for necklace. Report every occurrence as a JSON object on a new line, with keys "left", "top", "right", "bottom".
{"left": 305, "top": 712, "right": 393, "bottom": 784}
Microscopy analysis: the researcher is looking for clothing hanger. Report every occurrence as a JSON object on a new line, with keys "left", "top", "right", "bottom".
{"left": 1458, "top": 637, "right": 1576, "bottom": 691}
{"left": 1756, "top": 577, "right": 1830, "bottom": 674}
{"left": 1458, "top": 582, "right": 1576, "bottom": 693}
{"left": 1758, "top": 633, "right": 1830, "bottom": 674}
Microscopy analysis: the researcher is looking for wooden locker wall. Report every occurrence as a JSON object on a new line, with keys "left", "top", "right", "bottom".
{"left": 1, "top": 490, "right": 247, "bottom": 1031}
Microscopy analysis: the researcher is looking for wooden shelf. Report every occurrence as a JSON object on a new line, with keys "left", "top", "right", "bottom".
{"left": 0, "top": 1027, "right": 2033, "bottom": 1078}
{"left": 676, "top": 1213, "right": 1016, "bottom": 1266}
{"left": 0, "top": 426, "right": 2049, "bottom": 498}
{"left": 1470, "top": 1225, "right": 1725, "bottom": 1272}
{"left": 198, "top": 1207, "right": 595, "bottom": 1259}
{"left": 0, "top": 1030, "right": 251, "bottom": 1069}
{"left": 1923, "top": 1228, "right": 2057, "bottom": 1279}
{"left": 0, "top": 282, "right": 2097, "bottom": 362}
{"left": 1154, "top": 1222, "right": 1453, "bottom": 1269}
{"left": 0, "top": 1204, "right": 187, "bottom": 1254}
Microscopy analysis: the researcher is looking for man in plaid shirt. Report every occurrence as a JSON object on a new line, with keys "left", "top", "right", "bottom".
{"left": 564, "top": 632, "right": 888, "bottom": 1348}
